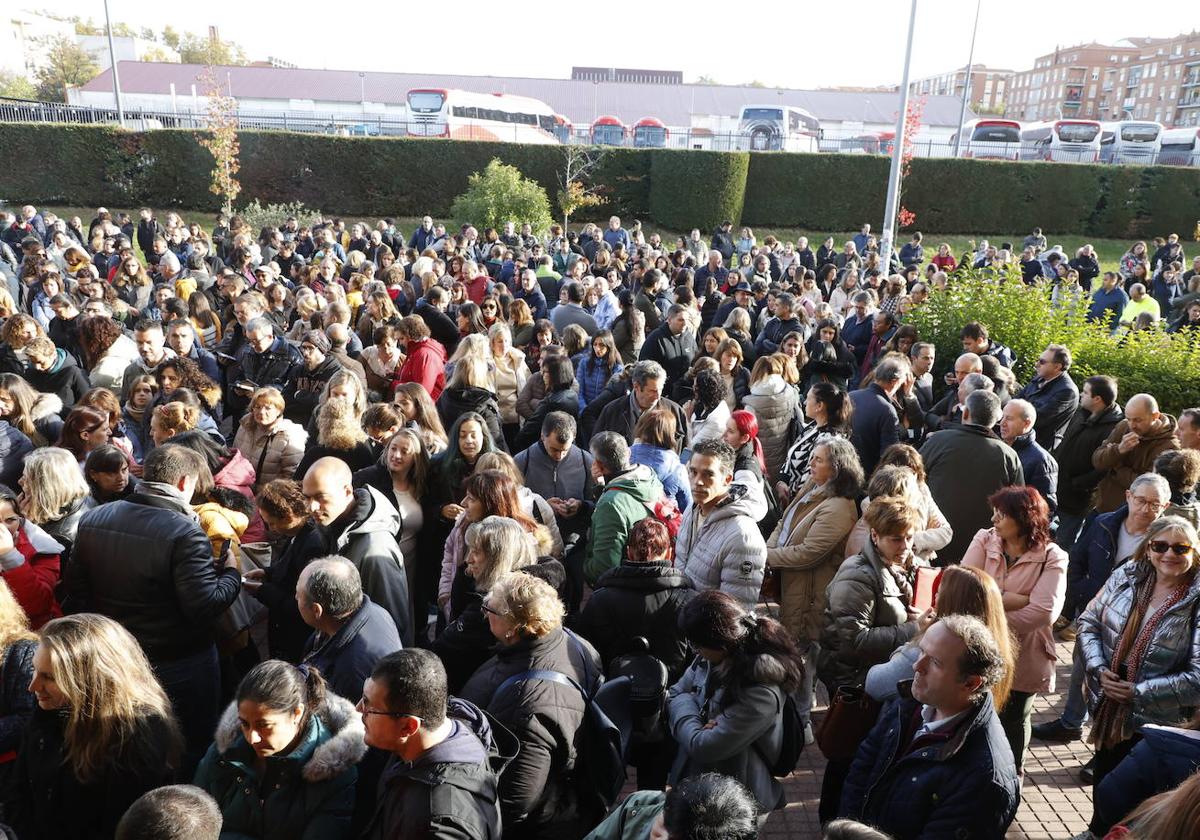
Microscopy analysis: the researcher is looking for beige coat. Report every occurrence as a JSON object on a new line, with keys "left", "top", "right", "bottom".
{"left": 233, "top": 417, "right": 308, "bottom": 486}
{"left": 492, "top": 349, "right": 529, "bottom": 425}
{"left": 765, "top": 481, "right": 859, "bottom": 642}
{"left": 962, "top": 528, "right": 1067, "bottom": 694}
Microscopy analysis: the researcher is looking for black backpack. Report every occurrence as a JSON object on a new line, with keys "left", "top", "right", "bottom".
{"left": 608, "top": 636, "right": 670, "bottom": 743}
{"left": 757, "top": 690, "right": 805, "bottom": 777}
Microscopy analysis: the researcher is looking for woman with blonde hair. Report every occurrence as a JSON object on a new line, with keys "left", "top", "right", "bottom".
{"left": 508, "top": 298, "right": 536, "bottom": 348}
{"left": 0, "top": 485, "right": 64, "bottom": 628}
{"left": 188, "top": 291, "right": 223, "bottom": 348}
{"left": 4, "top": 614, "right": 182, "bottom": 839}
{"left": 488, "top": 322, "right": 529, "bottom": 450}
{"left": 742, "top": 355, "right": 800, "bottom": 482}
{"left": 150, "top": 400, "right": 201, "bottom": 447}
{"left": 843, "top": 456, "right": 952, "bottom": 564}
{"left": 293, "top": 372, "right": 376, "bottom": 477}
{"left": 233, "top": 387, "right": 307, "bottom": 487}
{"left": 392, "top": 382, "right": 448, "bottom": 455}
{"left": 0, "top": 372, "right": 63, "bottom": 447}
{"left": 17, "top": 447, "right": 92, "bottom": 567}
{"left": 0, "top": 577, "right": 36, "bottom": 789}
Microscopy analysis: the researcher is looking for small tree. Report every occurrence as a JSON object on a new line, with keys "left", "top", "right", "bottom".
{"left": 896, "top": 95, "right": 925, "bottom": 230}
{"left": 179, "top": 32, "right": 247, "bottom": 66}
{"left": 197, "top": 65, "right": 241, "bottom": 215}
{"left": 557, "top": 145, "right": 606, "bottom": 228}
{"left": 450, "top": 158, "right": 553, "bottom": 236}
{"left": 34, "top": 36, "right": 99, "bottom": 102}
{"left": 0, "top": 70, "right": 37, "bottom": 100}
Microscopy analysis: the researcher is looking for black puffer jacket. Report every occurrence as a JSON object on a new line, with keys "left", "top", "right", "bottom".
{"left": 0, "top": 639, "right": 35, "bottom": 772}
{"left": 437, "top": 386, "right": 508, "bottom": 452}
{"left": 573, "top": 564, "right": 695, "bottom": 681}
{"left": 459, "top": 627, "right": 602, "bottom": 840}
{"left": 66, "top": 486, "right": 242, "bottom": 662}
{"left": 513, "top": 386, "right": 579, "bottom": 452}
{"left": 253, "top": 524, "right": 323, "bottom": 662}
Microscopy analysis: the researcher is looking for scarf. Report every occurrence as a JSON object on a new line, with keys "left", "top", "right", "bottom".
{"left": 1090, "top": 569, "right": 1194, "bottom": 749}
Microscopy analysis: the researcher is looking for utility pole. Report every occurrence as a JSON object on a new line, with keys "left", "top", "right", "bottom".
{"left": 953, "top": 0, "right": 982, "bottom": 157}
{"left": 879, "top": 0, "right": 918, "bottom": 276}
{"left": 102, "top": 0, "right": 124, "bottom": 127}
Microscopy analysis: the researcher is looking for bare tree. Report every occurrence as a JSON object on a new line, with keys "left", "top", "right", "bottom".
{"left": 557, "top": 145, "right": 606, "bottom": 229}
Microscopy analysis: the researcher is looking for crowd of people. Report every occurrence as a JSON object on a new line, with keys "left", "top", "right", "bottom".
{"left": 0, "top": 202, "right": 1197, "bottom": 840}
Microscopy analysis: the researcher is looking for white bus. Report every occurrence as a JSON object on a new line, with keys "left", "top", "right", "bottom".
{"left": 1099, "top": 120, "right": 1163, "bottom": 164}
{"left": 737, "top": 104, "right": 820, "bottom": 152}
{"left": 952, "top": 119, "right": 1023, "bottom": 160}
{"left": 405, "top": 88, "right": 561, "bottom": 144}
{"left": 1156, "top": 127, "right": 1200, "bottom": 167}
{"left": 1018, "top": 119, "right": 1101, "bottom": 163}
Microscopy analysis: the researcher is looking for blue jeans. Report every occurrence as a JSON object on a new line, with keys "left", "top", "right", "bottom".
{"left": 1060, "top": 636, "right": 1089, "bottom": 729}
{"left": 1055, "top": 512, "right": 1087, "bottom": 552}
{"left": 153, "top": 645, "right": 221, "bottom": 777}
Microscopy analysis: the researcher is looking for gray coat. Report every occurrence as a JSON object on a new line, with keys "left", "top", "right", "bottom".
{"left": 741, "top": 375, "right": 799, "bottom": 483}
{"left": 1078, "top": 558, "right": 1200, "bottom": 731}
{"left": 667, "top": 653, "right": 787, "bottom": 812}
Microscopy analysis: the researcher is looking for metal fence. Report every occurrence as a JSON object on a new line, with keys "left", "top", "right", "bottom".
{"left": 3, "top": 97, "right": 1198, "bottom": 166}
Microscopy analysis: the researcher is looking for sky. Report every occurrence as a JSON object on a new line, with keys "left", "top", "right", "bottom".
{"left": 42, "top": 0, "right": 1197, "bottom": 89}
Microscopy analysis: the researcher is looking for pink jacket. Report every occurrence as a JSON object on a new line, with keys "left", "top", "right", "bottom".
{"left": 962, "top": 528, "right": 1068, "bottom": 694}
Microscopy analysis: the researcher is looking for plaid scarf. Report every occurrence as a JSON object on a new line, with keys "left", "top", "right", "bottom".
{"left": 1090, "top": 570, "right": 1194, "bottom": 749}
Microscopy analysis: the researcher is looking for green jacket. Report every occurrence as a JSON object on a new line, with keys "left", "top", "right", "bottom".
{"left": 582, "top": 791, "right": 664, "bottom": 840}
{"left": 193, "top": 694, "right": 365, "bottom": 840}
{"left": 585, "top": 465, "right": 664, "bottom": 586}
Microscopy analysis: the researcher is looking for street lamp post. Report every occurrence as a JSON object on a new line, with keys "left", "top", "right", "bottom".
{"left": 102, "top": 0, "right": 125, "bottom": 127}
{"left": 879, "top": 0, "right": 919, "bottom": 276}
{"left": 953, "top": 0, "right": 982, "bottom": 158}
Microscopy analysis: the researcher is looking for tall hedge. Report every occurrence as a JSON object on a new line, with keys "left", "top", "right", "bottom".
{"left": 648, "top": 149, "right": 748, "bottom": 231}
{"left": 742, "top": 153, "right": 889, "bottom": 230}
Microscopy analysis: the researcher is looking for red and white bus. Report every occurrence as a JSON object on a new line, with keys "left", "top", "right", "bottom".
{"left": 1019, "top": 120, "right": 1102, "bottom": 163}
{"left": 952, "top": 118, "right": 1023, "bottom": 160}
{"left": 591, "top": 115, "right": 627, "bottom": 146}
{"left": 632, "top": 117, "right": 669, "bottom": 148}
{"left": 405, "top": 88, "right": 561, "bottom": 144}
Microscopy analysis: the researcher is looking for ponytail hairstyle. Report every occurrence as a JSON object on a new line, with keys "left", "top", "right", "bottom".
{"left": 235, "top": 659, "right": 329, "bottom": 735}
{"left": 729, "top": 409, "right": 766, "bottom": 472}
{"left": 809, "top": 381, "right": 853, "bottom": 436}
{"left": 679, "top": 590, "right": 804, "bottom": 708}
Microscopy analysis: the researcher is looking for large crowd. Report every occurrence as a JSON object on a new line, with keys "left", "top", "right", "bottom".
{"left": 0, "top": 202, "right": 1197, "bottom": 840}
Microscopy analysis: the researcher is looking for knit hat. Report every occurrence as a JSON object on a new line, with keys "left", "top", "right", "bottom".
{"left": 302, "top": 329, "right": 331, "bottom": 354}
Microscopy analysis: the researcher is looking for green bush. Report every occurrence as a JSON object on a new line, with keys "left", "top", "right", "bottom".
{"left": 236, "top": 199, "right": 323, "bottom": 231}
{"left": 743, "top": 153, "right": 888, "bottom": 230}
{"left": 449, "top": 158, "right": 553, "bottom": 236}
{"left": 648, "top": 149, "right": 748, "bottom": 231}
{"left": 906, "top": 271, "right": 1200, "bottom": 415}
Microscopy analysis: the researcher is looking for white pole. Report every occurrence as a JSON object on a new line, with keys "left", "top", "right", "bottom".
{"left": 170, "top": 82, "right": 177, "bottom": 115}
{"left": 953, "top": 0, "right": 983, "bottom": 157}
{"left": 102, "top": 0, "right": 124, "bottom": 126}
{"left": 880, "top": 0, "right": 919, "bottom": 276}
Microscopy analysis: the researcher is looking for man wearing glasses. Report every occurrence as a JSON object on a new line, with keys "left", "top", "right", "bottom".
{"left": 358, "top": 649, "right": 506, "bottom": 839}
{"left": 1016, "top": 343, "right": 1079, "bottom": 450}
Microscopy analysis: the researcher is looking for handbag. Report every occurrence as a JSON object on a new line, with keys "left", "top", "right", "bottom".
{"left": 816, "top": 684, "right": 882, "bottom": 764}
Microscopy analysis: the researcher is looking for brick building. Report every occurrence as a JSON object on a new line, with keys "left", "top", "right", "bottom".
{"left": 908, "top": 64, "right": 1013, "bottom": 114}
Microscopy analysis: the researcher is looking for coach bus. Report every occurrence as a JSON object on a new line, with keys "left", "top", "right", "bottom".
{"left": 404, "top": 88, "right": 561, "bottom": 144}
{"left": 632, "top": 117, "right": 669, "bottom": 148}
{"left": 1158, "top": 127, "right": 1200, "bottom": 166}
{"left": 590, "top": 115, "right": 627, "bottom": 146}
{"left": 1018, "top": 120, "right": 1102, "bottom": 162}
{"left": 1099, "top": 120, "right": 1163, "bottom": 164}
{"left": 737, "top": 104, "right": 820, "bottom": 152}
{"left": 952, "top": 118, "right": 1023, "bottom": 160}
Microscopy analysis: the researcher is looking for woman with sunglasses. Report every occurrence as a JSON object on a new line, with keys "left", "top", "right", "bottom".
{"left": 1077, "top": 515, "right": 1200, "bottom": 816}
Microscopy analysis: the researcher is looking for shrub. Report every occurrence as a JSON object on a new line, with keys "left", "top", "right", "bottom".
{"left": 449, "top": 158, "right": 554, "bottom": 236}
{"left": 906, "top": 270, "right": 1200, "bottom": 415}
{"left": 648, "top": 149, "right": 748, "bottom": 231}
{"left": 236, "top": 199, "right": 323, "bottom": 232}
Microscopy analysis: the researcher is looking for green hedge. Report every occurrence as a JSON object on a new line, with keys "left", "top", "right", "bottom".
{"left": 2, "top": 122, "right": 1198, "bottom": 237}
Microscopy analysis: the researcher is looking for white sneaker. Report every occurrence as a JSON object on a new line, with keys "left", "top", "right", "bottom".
{"left": 803, "top": 723, "right": 815, "bottom": 745}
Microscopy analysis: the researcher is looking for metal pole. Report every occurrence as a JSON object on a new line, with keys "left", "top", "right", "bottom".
{"left": 953, "top": 0, "right": 982, "bottom": 157}
{"left": 359, "top": 72, "right": 366, "bottom": 114}
{"left": 880, "top": 0, "right": 919, "bottom": 276}
{"left": 102, "top": 0, "right": 124, "bottom": 127}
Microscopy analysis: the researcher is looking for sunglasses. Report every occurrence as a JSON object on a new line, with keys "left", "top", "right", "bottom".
{"left": 1149, "top": 541, "right": 1193, "bottom": 557}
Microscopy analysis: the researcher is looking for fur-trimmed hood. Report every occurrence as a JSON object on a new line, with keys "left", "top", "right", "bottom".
{"left": 30, "top": 392, "right": 63, "bottom": 423}
{"left": 212, "top": 692, "right": 367, "bottom": 782}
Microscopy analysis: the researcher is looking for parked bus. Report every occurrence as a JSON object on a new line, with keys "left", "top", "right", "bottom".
{"left": 737, "top": 104, "right": 820, "bottom": 152}
{"left": 405, "top": 88, "right": 560, "bottom": 143}
{"left": 632, "top": 117, "right": 669, "bottom": 148}
{"left": 1099, "top": 120, "right": 1163, "bottom": 164}
{"left": 1019, "top": 120, "right": 1102, "bottom": 163}
{"left": 551, "top": 114, "right": 573, "bottom": 144}
{"left": 591, "top": 115, "right": 627, "bottom": 146}
{"left": 1158, "top": 126, "right": 1200, "bottom": 166}
{"left": 952, "top": 118, "right": 1023, "bottom": 160}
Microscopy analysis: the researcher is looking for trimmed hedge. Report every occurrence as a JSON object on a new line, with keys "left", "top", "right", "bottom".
{"left": 2, "top": 123, "right": 1198, "bottom": 237}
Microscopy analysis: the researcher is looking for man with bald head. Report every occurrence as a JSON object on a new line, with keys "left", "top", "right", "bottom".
{"left": 924, "top": 352, "right": 983, "bottom": 431}
{"left": 301, "top": 457, "right": 412, "bottom": 644}
{"left": 1091, "top": 394, "right": 1180, "bottom": 513}
{"left": 1000, "top": 399, "right": 1058, "bottom": 514}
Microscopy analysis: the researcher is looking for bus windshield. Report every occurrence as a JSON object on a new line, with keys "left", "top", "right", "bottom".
{"left": 742, "top": 108, "right": 783, "bottom": 121}
{"left": 972, "top": 124, "right": 1020, "bottom": 142}
{"left": 1056, "top": 123, "right": 1100, "bottom": 143}
{"left": 408, "top": 92, "right": 446, "bottom": 113}
{"left": 1121, "top": 124, "right": 1160, "bottom": 142}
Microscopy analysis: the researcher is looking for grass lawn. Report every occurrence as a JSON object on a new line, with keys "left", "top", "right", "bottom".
{"left": 37, "top": 205, "right": 1139, "bottom": 274}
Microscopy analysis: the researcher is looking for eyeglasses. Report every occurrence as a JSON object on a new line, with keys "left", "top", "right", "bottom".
{"left": 354, "top": 696, "right": 418, "bottom": 720}
{"left": 1149, "top": 541, "right": 1193, "bottom": 556}
{"left": 1130, "top": 496, "right": 1168, "bottom": 510}
{"left": 480, "top": 602, "right": 508, "bottom": 618}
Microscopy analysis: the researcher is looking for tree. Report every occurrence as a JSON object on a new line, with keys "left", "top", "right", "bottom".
{"left": 450, "top": 159, "right": 553, "bottom": 236}
{"left": 556, "top": 146, "right": 606, "bottom": 228}
{"left": 71, "top": 17, "right": 102, "bottom": 36}
{"left": 896, "top": 96, "right": 926, "bottom": 230}
{"left": 162, "top": 25, "right": 181, "bottom": 51}
{"left": 197, "top": 66, "right": 242, "bottom": 214}
{"left": 0, "top": 70, "right": 37, "bottom": 101}
{"left": 694, "top": 75, "right": 719, "bottom": 85}
{"left": 179, "top": 32, "right": 247, "bottom": 66}
{"left": 34, "top": 36, "right": 99, "bottom": 102}
{"left": 141, "top": 46, "right": 177, "bottom": 63}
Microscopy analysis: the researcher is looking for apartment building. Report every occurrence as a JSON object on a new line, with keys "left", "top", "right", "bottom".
{"left": 909, "top": 64, "right": 1013, "bottom": 113}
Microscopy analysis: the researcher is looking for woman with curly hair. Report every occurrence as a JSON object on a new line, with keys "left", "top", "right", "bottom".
{"left": 0, "top": 314, "right": 46, "bottom": 376}
{"left": 77, "top": 316, "right": 139, "bottom": 392}
{"left": 155, "top": 355, "right": 222, "bottom": 418}
{"left": 292, "top": 372, "right": 376, "bottom": 478}
{"left": 685, "top": 368, "right": 731, "bottom": 450}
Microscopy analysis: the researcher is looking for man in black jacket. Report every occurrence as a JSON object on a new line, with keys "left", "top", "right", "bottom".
{"left": 415, "top": 285, "right": 460, "bottom": 356}
{"left": 283, "top": 330, "right": 342, "bottom": 424}
{"left": 1053, "top": 375, "right": 1123, "bottom": 549}
{"left": 1016, "top": 343, "right": 1079, "bottom": 451}
{"left": 591, "top": 360, "right": 687, "bottom": 450}
{"left": 638, "top": 305, "right": 697, "bottom": 395}
{"left": 67, "top": 445, "right": 242, "bottom": 771}
{"left": 360, "top": 649, "right": 507, "bottom": 840}
{"left": 233, "top": 317, "right": 302, "bottom": 423}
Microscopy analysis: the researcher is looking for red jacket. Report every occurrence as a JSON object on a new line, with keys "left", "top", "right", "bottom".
{"left": 395, "top": 337, "right": 447, "bottom": 401}
{"left": 1, "top": 522, "right": 63, "bottom": 629}
{"left": 464, "top": 273, "right": 490, "bottom": 304}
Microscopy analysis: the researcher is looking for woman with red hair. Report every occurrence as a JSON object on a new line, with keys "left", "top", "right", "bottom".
{"left": 962, "top": 485, "right": 1067, "bottom": 774}
{"left": 722, "top": 409, "right": 767, "bottom": 483}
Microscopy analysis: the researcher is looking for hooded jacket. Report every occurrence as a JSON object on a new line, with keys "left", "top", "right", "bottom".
{"left": 24, "top": 350, "right": 90, "bottom": 410}
{"left": 585, "top": 465, "right": 664, "bottom": 586}
{"left": 194, "top": 694, "right": 366, "bottom": 840}
{"left": 397, "top": 337, "right": 447, "bottom": 402}
{"left": 0, "top": 520, "right": 64, "bottom": 629}
{"left": 1092, "top": 415, "right": 1181, "bottom": 513}
{"left": 629, "top": 443, "right": 691, "bottom": 512}
{"left": 318, "top": 486, "right": 412, "bottom": 646}
{"left": 741, "top": 374, "right": 800, "bottom": 482}
{"left": 234, "top": 416, "right": 308, "bottom": 487}
{"left": 361, "top": 698, "right": 512, "bottom": 840}
{"left": 284, "top": 355, "right": 343, "bottom": 424}
{"left": 675, "top": 483, "right": 768, "bottom": 610}
{"left": 1053, "top": 403, "right": 1124, "bottom": 516}
{"left": 437, "top": 387, "right": 507, "bottom": 453}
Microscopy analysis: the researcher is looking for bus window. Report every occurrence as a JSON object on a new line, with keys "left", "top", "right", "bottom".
{"left": 742, "top": 107, "right": 784, "bottom": 122}
{"left": 972, "top": 124, "right": 1020, "bottom": 143}
{"left": 1058, "top": 123, "right": 1100, "bottom": 143}
{"left": 1121, "top": 124, "right": 1160, "bottom": 142}
{"left": 408, "top": 91, "right": 446, "bottom": 112}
